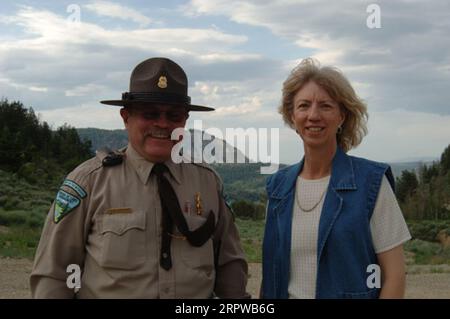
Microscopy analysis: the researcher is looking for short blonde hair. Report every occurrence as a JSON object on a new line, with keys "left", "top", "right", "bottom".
{"left": 279, "top": 58, "right": 368, "bottom": 152}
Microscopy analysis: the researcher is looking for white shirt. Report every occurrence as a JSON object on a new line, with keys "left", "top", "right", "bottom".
{"left": 288, "top": 175, "right": 412, "bottom": 299}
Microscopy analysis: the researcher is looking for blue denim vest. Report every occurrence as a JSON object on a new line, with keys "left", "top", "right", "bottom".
{"left": 262, "top": 147, "right": 395, "bottom": 299}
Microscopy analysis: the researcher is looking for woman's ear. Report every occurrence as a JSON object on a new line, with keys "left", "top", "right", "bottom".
{"left": 339, "top": 107, "right": 346, "bottom": 127}
{"left": 290, "top": 111, "right": 296, "bottom": 128}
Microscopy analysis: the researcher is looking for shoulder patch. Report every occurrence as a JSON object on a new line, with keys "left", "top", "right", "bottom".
{"left": 54, "top": 190, "right": 81, "bottom": 224}
{"left": 62, "top": 179, "right": 87, "bottom": 198}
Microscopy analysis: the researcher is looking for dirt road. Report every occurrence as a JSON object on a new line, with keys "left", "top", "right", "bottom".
{"left": 1, "top": 258, "right": 449, "bottom": 298}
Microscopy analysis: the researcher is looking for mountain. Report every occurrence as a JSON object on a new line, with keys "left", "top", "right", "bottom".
{"left": 392, "top": 156, "right": 439, "bottom": 163}
{"left": 76, "top": 128, "right": 433, "bottom": 201}
{"left": 389, "top": 161, "right": 435, "bottom": 179}
{"left": 77, "top": 128, "right": 249, "bottom": 162}
{"left": 77, "top": 128, "right": 267, "bottom": 202}
{"left": 77, "top": 128, "right": 128, "bottom": 152}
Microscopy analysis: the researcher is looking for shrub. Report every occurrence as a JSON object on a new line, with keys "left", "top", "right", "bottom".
{"left": 26, "top": 213, "right": 45, "bottom": 228}
{"left": 0, "top": 225, "right": 42, "bottom": 258}
{"left": 232, "top": 200, "right": 265, "bottom": 220}
{"left": 404, "top": 239, "right": 438, "bottom": 264}
{"left": 3, "top": 197, "right": 20, "bottom": 210}
{"left": 407, "top": 220, "right": 450, "bottom": 242}
{"left": 235, "top": 218, "right": 264, "bottom": 262}
{"left": 0, "top": 210, "right": 28, "bottom": 226}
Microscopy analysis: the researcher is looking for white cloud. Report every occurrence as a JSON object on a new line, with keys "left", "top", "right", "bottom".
{"left": 0, "top": 6, "right": 248, "bottom": 53}
{"left": 213, "top": 96, "right": 262, "bottom": 115}
{"left": 65, "top": 84, "right": 108, "bottom": 97}
{"left": 184, "top": 0, "right": 450, "bottom": 115}
{"left": 1, "top": 2, "right": 449, "bottom": 165}
{"left": 84, "top": 1, "right": 152, "bottom": 27}
{"left": 0, "top": 77, "right": 47, "bottom": 93}
{"left": 351, "top": 110, "right": 450, "bottom": 163}
{"left": 0, "top": 5, "right": 256, "bottom": 112}
{"left": 29, "top": 86, "right": 48, "bottom": 92}
{"left": 189, "top": 80, "right": 279, "bottom": 116}
{"left": 38, "top": 103, "right": 123, "bottom": 129}
{"left": 198, "top": 52, "right": 261, "bottom": 63}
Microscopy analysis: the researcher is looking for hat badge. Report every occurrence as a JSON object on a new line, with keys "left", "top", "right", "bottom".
{"left": 157, "top": 75, "right": 167, "bottom": 89}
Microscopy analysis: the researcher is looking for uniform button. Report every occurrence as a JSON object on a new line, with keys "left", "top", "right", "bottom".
{"left": 162, "top": 253, "right": 168, "bottom": 258}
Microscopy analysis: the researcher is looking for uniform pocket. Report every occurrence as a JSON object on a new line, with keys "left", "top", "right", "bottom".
{"left": 100, "top": 210, "right": 147, "bottom": 270}
{"left": 178, "top": 213, "right": 215, "bottom": 276}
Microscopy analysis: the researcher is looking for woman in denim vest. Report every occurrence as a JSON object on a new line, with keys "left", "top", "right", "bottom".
{"left": 261, "top": 58, "right": 411, "bottom": 299}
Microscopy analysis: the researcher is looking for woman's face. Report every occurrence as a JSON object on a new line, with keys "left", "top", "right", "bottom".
{"left": 291, "top": 81, "right": 345, "bottom": 152}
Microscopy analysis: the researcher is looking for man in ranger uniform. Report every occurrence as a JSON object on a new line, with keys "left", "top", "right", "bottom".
{"left": 30, "top": 57, "right": 249, "bottom": 298}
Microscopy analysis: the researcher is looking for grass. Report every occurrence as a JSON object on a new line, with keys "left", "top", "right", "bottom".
{"left": 0, "top": 225, "right": 42, "bottom": 259}
{"left": 0, "top": 167, "right": 449, "bottom": 267}
{"left": 430, "top": 266, "right": 448, "bottom": 274}
{"left": 407, "top": 220, "right": 450, "bottom": 242}
{"left": 403, "top": 239, "right": 450, "bottom": 265}
{"left": 0, "top": 170, "right": 51, "bottom": 259}
{"left": 1, "top": 166, "right": 268, "bottom": 261}
{"left": 235, "top": 218, "right": 264, "bottom": 263}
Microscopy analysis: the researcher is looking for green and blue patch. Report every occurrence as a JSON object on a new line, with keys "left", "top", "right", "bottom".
{"left": 54, "top": 190, "right": 81, "bottom": 223}
{"left": 62, "top": 179, "right": 87, "bottom": 198}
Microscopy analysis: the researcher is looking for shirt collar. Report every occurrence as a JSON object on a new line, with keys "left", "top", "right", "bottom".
{"left": 125, "top": 143, "right": 182, "bottom": 185}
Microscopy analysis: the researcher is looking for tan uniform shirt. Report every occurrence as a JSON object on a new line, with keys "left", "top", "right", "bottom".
{"left": 30, "top": 144, "right": 249, "bottom": 298}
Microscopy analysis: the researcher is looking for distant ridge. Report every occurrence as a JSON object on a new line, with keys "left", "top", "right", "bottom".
{"left": 77, "top": 128, "right": 429, "bottom": 178}
{"left": 76, "top": 128, "right": 435, "bottom": 202}
{"left": 76, "top": 128, "right": 269, "bottom": 202}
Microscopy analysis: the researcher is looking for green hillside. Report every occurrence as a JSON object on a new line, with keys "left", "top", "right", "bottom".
{"left": 1, "top": 99, "right": 449, "bottom": 263}
{"left": 396, "top": 145, "right": 450, "bottom": 220}
{"left": 77, "top": 128, "right": 128, "bottom": 152}
{"left": 0, "top": 99, "right": 92, "bottom": 257}
{"left": 77, "top": 127, "right": 268, "bottom": 202}
{"left": 76, "top": 127, "right": 436, "bottom": 206}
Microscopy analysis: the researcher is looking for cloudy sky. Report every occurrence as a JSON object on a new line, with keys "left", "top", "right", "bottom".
{"left": 1, "top": 0, "right": 450, "bottom": 164}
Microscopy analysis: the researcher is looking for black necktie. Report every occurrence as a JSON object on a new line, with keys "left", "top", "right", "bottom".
{"left": 153, "top": 163, "right": 216, "bottom": 271}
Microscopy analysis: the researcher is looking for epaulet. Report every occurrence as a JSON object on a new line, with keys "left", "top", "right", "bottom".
{"left": 95, "top": 147, "right": 125, "bottom": 167}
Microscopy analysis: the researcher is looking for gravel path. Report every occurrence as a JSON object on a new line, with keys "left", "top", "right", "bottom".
{"left": 1, "top": 258, "right": 449, "bottom": 298}
{"left": 0, "top": 258, "right": 33, "bottom": 298}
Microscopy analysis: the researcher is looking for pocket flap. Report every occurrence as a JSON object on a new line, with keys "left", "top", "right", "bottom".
{"left": 101, "top": 210, "right": 146, "bottom": 235}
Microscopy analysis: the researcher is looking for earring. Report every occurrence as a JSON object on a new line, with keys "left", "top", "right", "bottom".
{"left": 337, "top": 126, "right": 342, "bottom": 134}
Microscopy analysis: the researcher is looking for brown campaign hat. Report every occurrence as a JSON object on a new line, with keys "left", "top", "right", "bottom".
{"left": 101, "top": 57, "right": 214, "bottom": 112}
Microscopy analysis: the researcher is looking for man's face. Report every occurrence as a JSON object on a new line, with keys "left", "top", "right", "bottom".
{"left": 120, "top": 104, "right": 189, "bottom": 163}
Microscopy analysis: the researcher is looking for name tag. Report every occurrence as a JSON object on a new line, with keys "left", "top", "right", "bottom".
{"left": 105, "top": 207, "right": 133, "bottom": 214}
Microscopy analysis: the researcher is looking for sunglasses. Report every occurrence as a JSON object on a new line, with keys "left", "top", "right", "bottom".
{"left": 130, "top": 108, "right": 188, "bottom": 123}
